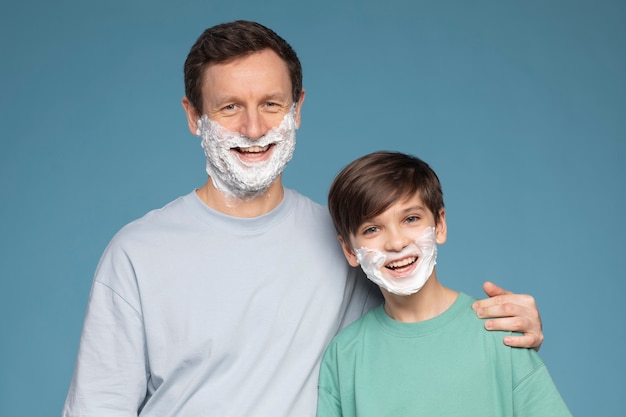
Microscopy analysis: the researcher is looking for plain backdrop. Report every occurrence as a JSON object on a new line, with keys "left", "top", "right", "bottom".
{"left": 1, "top": 0, "right": 624, "bottom": 416}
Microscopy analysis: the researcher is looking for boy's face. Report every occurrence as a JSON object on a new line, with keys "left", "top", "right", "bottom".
{"left": 339, "top": 192, "right": 447, "bottom": 279}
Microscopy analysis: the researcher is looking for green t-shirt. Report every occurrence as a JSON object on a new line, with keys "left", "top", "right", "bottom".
{"left": 317, "top": 292, "right": 571, "bottom": 417}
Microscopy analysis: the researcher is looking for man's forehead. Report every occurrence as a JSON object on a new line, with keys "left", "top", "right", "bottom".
{"left": 200, "top": 52, "right": 292, "bottom": 102}
{"left": 203, "top": 50, "right": 290, "bottom": 79}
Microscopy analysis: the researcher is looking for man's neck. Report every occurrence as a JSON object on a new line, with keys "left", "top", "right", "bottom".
{"left": 382, "top": 274, "right": 458, "bottom": 323}
{"left": 196, "top": 176, "right": 285, "bottom": 218}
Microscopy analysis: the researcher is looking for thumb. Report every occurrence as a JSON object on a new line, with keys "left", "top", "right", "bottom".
{"left": 483, "top": 281, "right": 512, "bottom": 297}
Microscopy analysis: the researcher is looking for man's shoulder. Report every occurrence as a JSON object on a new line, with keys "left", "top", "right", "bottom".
{"left": 285, "top": 188, "right": 326, "bottom": 210}
{"left": 111, "top": 192, "right": 195, "bottom": 243}
{"left": 284, "top": 188, "right": 332, "bottom": 223}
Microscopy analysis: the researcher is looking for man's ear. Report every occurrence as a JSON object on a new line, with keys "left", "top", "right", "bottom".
{"left": 338, "top": 235, "right": 359, "bottom": 267}
{"left": 294, "top": 89, "right": 305, "bottom": 128}
{"left": 182, "top": 96, "right": 201, "bottom": 135}
{"left": 435, "top": 208, "right": 447, "bottom": 245}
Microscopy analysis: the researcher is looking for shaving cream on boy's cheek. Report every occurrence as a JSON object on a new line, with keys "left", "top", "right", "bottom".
{"left": 196, "top": 107, "right": 297, "bottom": 200}
{"left": 354, "top": 227, "right": 438, "bottom": 296}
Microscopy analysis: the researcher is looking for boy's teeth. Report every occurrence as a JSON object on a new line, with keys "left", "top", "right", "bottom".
{"left": 387, "top": 257, "right": 417, "bottom": 269}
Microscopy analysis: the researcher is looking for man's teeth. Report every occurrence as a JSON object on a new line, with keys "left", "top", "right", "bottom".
{"left": 386, "top": 257, "right": 417, "bottom": 270}
{"left": 237, "top": 145, "right": 270, "bottom": 153}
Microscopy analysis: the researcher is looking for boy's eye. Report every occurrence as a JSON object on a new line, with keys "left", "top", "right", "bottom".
{"left": 405, "top": 215, "right": 420, "bottom": 223}
{"left": 363, "top": 226, "right": 379, "bottom": 235}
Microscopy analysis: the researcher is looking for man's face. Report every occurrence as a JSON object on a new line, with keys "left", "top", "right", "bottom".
{"left": 187, "top": 49, "right": 304, "bottom": 166}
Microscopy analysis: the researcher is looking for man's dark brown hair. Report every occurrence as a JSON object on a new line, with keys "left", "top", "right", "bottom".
{"left": 184, "top": 20, "right": 303, "bottom": 114}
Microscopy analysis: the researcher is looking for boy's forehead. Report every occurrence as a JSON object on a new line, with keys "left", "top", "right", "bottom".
{"left": 399, "top": 191, "right": 425, "bottom": 205}
{"left": 363, "top": 192, "right": 429, "bottom": 222}
{"left": 391, "top": 192, "right": 428, "bottom": 212}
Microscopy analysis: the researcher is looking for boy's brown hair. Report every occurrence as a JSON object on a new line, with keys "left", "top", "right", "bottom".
{"left": 328, "top": 151, "right": 445, "bottom": 244}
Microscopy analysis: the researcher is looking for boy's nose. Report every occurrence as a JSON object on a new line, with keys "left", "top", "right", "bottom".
{"left": 385, "top": 228, "right": 411, "bottom": 252}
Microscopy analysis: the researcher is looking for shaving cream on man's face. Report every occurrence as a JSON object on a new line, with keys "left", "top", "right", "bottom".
{"left": 354, "top": 227, "right": 438, "bottom": 296}
{"left": 196, "top": 107, "right": 297, "bottom": 200}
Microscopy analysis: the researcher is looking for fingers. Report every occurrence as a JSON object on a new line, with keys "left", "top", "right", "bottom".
{"left": 472, "top": 284, "right": 544, "bottom": 350}
{"left": 472, "top": 292, "right": 537, "bottom": 314}
{"left": 474, "top": 294, "right": 537, "bottom": 316}
{"left": 481, "top": 315, "right": 544, "bottom": 350}
{"left": 503, "top": 333, "right": 544, "bottom": 350}
{"left": 482, "top": 315, "right": 528, "bottom": 333}
{"left": 481, "top": 280, "right": 512, "bottom": 297}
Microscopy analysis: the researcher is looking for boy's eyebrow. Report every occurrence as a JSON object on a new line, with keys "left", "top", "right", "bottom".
{"left": 402, "top": 205, "right": 426, "bottom": 214}
{"left": 361, "top": 205, "right": 426, "bottom": 225}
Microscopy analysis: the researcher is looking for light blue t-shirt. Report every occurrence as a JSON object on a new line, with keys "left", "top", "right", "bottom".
{"left": 63, "top": 189, "right": 380, "bottom": 417}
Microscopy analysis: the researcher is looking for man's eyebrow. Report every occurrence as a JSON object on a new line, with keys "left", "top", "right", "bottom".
{"left": 259, "top": 92, "right": 291, "bottom": 102}
{"left": 211, "top": 92, "right": 290, "bottom": 106}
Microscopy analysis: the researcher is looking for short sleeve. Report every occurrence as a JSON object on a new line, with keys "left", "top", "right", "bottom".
{"left": 62, "top": 243, "right": 148, "bottom": 416}
{"left": 317, "top": 342, "right": 343, "bottom": 417}
{"left": 512, "top": 348, "right": 573, "bottom": 416}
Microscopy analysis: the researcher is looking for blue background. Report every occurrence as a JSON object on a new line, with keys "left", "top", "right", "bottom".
{"left": 1, "top": 0, "right": 624, "bottom": 415}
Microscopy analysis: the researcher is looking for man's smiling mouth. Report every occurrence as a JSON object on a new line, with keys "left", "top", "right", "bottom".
{"left": 235, "top": 144, "right": 272, "bottom": 154}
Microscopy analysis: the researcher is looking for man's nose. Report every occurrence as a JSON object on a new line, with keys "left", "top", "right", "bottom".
{"left": 239, "top": 109, "right": 266, "bottom": 139}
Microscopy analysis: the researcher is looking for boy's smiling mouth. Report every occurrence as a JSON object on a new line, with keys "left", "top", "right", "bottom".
{"left": 385, "top": 256, "right": 418, "bottom": 271}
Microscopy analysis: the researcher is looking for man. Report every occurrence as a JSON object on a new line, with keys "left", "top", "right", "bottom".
{"left": 63, "top": 20, "right": 543, "bottom": 416}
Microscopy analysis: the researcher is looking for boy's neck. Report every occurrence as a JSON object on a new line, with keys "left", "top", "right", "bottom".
{"left": 381, "top": 273, "right": 458, "bottom": 323}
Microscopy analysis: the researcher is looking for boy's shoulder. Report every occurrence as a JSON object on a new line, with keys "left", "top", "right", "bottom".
{"left": 328, "top": 304, "right": 382, "bottom": 349}
{"left": 328, "top": 292, "right": 517, "bottom": 348}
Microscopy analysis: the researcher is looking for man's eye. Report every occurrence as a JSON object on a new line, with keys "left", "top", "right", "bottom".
{"left": 264, "top": 102, "right": 283, "bottom": 112}
{"left": 222, "top": 104, "right": 237, "bottom": 111}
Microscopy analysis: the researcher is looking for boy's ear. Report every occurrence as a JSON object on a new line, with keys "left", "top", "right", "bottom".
{"left": 435, "top": 208, "right": 448, "bottom": 245}
{"left": 338, "top": 236, "right": 359, "bottom": 267}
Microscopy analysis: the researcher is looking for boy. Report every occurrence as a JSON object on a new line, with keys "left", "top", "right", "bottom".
{"left": 317, "top": 151, "right": 571, "bottom": 416}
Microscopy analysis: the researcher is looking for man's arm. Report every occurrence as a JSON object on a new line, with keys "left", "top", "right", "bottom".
{"left": 471, "top": 281, "right": 544, "bottom": 350}
{"left": 63, "top": 240, "right": 149, "bottom": 416}
{"left": 62, "top": 281, "right": 148, "bottom": 416}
